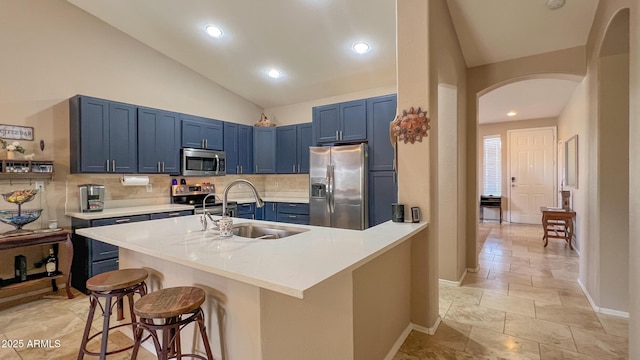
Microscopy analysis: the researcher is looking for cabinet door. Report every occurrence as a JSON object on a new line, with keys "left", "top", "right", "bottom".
{"left": 276, "top": 125, "right": 298, "bottom": 174}
{"left": 238, "top": 125, "right": 253, "bottom": 174}
{"left": 313, "top": 104, "right": 340, "bottom": 144}
{"left": 367, "top": 94, "right": 397, "bottom": 171}
{"left": 224, "top": 122, "right": 239, "bottom": 174}
{"left": 138, "top": 108, "right": 180, "bottom": 174}
{"left": 369, "top": 171, "right": 398, "bottom": 227}
{"left": 181, "top": 117, "right": 204, "bottom": 148}
{"left": 76, "top": 97, "right": 110, "bottom": 173}
{"left": 264, "top": 202, "right": 277, "bottom": 221}
{"left": 108, "top": 102, "right": 137, "bottom": 173}
{"left": 297, "top": 123, "right": 313, "bottom": 173}
{"left": 339, "top": 99, "right": 367, "bottom": 142}
{"left": 253, "top": 127, "right": 276, "bottom": 173}
{"left": 203, "top": 120, "right": 224, "bottom": 150}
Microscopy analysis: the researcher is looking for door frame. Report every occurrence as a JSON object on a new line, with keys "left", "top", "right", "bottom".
{"left": 506, "top": 126, "right": 557, "bottom": 224}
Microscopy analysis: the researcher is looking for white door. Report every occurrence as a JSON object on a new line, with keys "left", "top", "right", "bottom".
{"left": 508, "top": 127, "right": 556, "bottom": 224}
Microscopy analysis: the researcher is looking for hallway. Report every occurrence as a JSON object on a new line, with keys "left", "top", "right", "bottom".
{"left": 394, "top": 223, "right": 628, "bottom": 359}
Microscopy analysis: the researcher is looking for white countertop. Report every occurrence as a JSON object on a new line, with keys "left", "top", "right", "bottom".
{"left": 66, "top": 204, "right": 194, "bottom": 220}
{"left": 76, "top": 216, "right": 427, "bottom": 298}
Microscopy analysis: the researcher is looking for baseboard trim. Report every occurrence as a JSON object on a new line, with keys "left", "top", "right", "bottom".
{"left": 577, "top": 278, "right": 630, "bottom": 318}
{"left": 438, "top": 269, "right": 468, "bottom": 287}
{"left": 383, "top": 317, "right": 442, "bottom": 360}
{"left": 467, "top": 266, "right": 480, "bottom": 273}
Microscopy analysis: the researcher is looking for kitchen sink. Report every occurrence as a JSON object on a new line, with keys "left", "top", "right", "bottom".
{"left": 232, "top": 223, "right": 308, "bottom": 239}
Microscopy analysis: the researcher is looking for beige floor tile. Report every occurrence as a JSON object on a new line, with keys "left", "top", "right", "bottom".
{"left": 493, "top": 255, "right": 531, "bottom": 266}
{"left": 439, "top": 299, "right": 452, "bottom": 318}
{"left": 508, "top": 283, "right": 562, "bottom": 304}
{"left": 510, "top": 264, "right": 554, "bottom": 277}
{"left": 596, "top": 313, "right": 629, "bottom": 338}
{"left": 444, "top": 302, "right": 506, "bottom": 333}
{"left": 539, "top": 344, "right": 602, "bottom": 360}
{"left": 465, "top": 327, "right": 541, "bottom": 360}
{"left": 571, "top": 326, "right": 628, "bottom": 359}
{"left": 488, "top": 269, "right": 533, "bottom": 286}
{"left": 531, "top": 276, "right": 582, "bottom": 294}
{"left": 439, "top": 284, "right": 483, "bottom": 305}
{"left": 0, "top": 334, "right": 22, "bottom": 360}
{"left": 504, "top": 313, "right": 576, "bottom": 352}
{"left": 479, "top": 260, "right": 511, "bottom": 272}
{"left": 480, "top": 291, "right": 536, "bottom": 317}
{"left": 551, "top": 269, "right": 579, "bottom": 282}
{"left": 398, "top": 321, "right": 471, "bottom": 356}
{"left": 534, "top": 303, "right": 604, "bottom": 332}
{"left": 466, "top": 267, "right": 489, "bottom": 279}
{"left": 557, "top": 289, "right": 591, "bottom": 310}
{"left": 460, "top": 276, "right": 509, "bottom": 295}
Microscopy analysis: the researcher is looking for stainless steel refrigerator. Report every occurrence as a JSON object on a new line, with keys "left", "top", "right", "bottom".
{"left": 309, "top": 144, "right": 368, "bottom": 230}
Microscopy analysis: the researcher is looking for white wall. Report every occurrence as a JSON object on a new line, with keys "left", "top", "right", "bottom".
{"left": 264, "top": 86, "right": 396, "bottom": 126}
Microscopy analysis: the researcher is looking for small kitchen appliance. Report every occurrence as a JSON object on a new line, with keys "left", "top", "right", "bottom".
{"left": 392, "top": 203, "right": 405, "bottom": 223}
{"left": 79, "top": 184, "right": 105, "bottom": 212}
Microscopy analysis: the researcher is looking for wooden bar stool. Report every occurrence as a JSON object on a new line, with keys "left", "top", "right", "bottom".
{"left": 78, "top": 268, "right": 148, "bottom": 360}
{"left": 131, "top": 286, "right": 214, "bottom": 360}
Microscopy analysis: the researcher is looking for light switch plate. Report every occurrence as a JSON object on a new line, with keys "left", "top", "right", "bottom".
{"left": 35, "top": 181, "right": 45, "bottom": 192}
{"left": 146, "top": 184, "right": 152, "bottom": 192}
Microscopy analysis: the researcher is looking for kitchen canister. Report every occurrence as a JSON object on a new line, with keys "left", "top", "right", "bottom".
{"left": 392, "top": 203, "right": 405, "bottom": 222}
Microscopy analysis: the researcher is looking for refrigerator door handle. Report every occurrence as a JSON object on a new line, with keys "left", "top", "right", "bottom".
{"left": 329, "top": 164, "right": 335, "bottom": 213}
{"left": 326, "top": 164, "right": 332, "bottom": 214}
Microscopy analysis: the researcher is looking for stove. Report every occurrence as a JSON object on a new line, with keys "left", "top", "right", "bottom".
{"left": 170, "top": 184, "right": 237, "bottom": 216}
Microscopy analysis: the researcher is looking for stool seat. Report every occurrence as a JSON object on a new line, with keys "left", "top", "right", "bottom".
{"left": 134, "top": 286, "right": 205, "bottom": 319}
{"left": 86, "top": 268, "right": 149, "bottom": 292}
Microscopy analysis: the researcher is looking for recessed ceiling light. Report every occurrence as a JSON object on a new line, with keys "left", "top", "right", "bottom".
{"left": 352, "top": 41, "right": 370, "bottom": 54}
{"left": 267, "top": 68, "right": 282, "bottom": 79}
{"left": 507, "top": 111, "right": 517, "bottom": 117}
{"left": 205, "top": 25, "right": 223, "bottom": 38}
{"left": 545, "top": 0, "right": 565, "bottom": 10}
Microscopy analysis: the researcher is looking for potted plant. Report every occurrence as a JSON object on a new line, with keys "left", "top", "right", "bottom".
{"left": 0, "top": 139, "right": 26, "bottom": 159}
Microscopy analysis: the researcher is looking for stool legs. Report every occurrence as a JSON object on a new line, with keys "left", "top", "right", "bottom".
{"left": 77, "top": 282, "right": 146, "bottom": 360}
{"left": 131, "top": 308, "right": 213, "bottom": 360}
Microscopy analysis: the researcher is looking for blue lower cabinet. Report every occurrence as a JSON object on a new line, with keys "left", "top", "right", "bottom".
{"left": 262, "top": 202, "right": 277, "bottom": 221}
{"left": 236, "top": 202, "right": 255, "bottom": 219}
{"left": 276, "top": 202, "right": 310, "bottom": 224}
{"left": 369, "top": 171, "right": 398, "bottom": 227}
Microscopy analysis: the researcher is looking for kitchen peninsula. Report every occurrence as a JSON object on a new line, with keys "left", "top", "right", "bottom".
{"left": 77, "top": 215, "right": 428, "bottom": 360}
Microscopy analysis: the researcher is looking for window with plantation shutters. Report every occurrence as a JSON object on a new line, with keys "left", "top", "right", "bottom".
{"left": 483, "top": 135, "right": 502, "bottom": 196}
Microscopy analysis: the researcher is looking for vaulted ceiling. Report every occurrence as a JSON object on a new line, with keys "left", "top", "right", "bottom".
{"left": 67, "top": 0, "right": 599, "bottom": 122}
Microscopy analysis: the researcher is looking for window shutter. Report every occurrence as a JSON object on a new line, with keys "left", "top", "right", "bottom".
{"left": 483, "top": 135, "right": 502, "bottom": 196}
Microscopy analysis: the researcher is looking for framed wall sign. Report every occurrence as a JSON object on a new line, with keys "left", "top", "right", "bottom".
{"left": 0, "top": 125, "right": 34, "bottom": 141}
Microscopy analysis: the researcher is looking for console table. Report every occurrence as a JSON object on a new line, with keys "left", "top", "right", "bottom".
{"left": 0, "top": 230, "right": 74, "bottom": 299}
{"left": 480, "top": 195, "right": 502, "bottom": 224}
{"left": 540, "top": 207, "right": 576, "bottom": 250}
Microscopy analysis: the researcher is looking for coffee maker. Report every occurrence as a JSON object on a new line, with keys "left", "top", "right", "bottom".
{"left": 79, "top": 184, "right": 105, "bottom": 212}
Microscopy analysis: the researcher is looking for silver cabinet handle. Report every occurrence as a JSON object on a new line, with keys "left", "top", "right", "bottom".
{"left": 99, "top": 250, "right": 118, "bottom": 256}
{"left": 255, "top": 165, "right": 258, "bottom": 173}
{"left": 272, "top": 203, "right": 276, "bottom": 211}
{"left": 162, "top": 162, "right": 165, "bottom": 172}
{"left": 112, "top": 160, "right": 116, "bottom": 172}
{"left": 293, "top": 164, "right": 296, "bottom": 172}
{"left": 297, "top": 164, "right": 300, "bottom": 173}
{"left": 106, "top": 159, "right": 110, "bottom": 172}
{"left": 240, "top": 165, "right": 243, "bottom": 173}
{"left": 205, "top": 138, "right": 208, "bottom": 148}
{"left": 340, "top": 131, "right": 343, "bottom": 140}
{"left": 168, "top": 212, "right": 181, "bottom": 217}
{"left": 201, "top": 139, "right": 205, "bottom": 148}
{"left": 115, "top": 218, "right": 131, "bottom": 223}
{"left": 289, "top": 204, "right": 297, "bottom": 207}
{"left": 336, "top": 130, "right": 339, "bottom": 140}
{"left": 289, "top": 215, "right": 297, "bottom": 219}
{"left": 157, "top": 162, "right": 161, "bottom": 172}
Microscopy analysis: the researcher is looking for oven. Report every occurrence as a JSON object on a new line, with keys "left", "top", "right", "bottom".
{"left": 170, "top": 184, "right": 237, "bottom": 216}
{"left": 181, "top": 148, "right": 226, "bottom": 176}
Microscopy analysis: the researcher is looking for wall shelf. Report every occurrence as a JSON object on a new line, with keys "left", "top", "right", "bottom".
{"left": 0, "top": 160, "right": 54, "bottom": 183}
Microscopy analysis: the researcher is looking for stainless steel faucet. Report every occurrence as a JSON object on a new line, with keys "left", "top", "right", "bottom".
{"left": 223, "top": 179, "right": 264, "bottom": 216}
{"left": 201, "top": 193, "right": 219, "bottom": 231}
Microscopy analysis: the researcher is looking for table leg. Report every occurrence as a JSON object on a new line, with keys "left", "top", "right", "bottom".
{"left": 542, "top": 214, "right": 549, "bottom": 247}
{"left": 566, "top": 220, "right": 574, "bottom": 250}
{"left": 63, "top": 233, "right": 74, "bottom": 299}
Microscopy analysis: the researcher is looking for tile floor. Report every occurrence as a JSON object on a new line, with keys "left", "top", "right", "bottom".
{"left": 0, "top": 223, "right": 629, "bottom": 359}
{"left": 0, "top": 289, "right": 156, "bottom": 360}
{"left": 393, "top": 223, "right": 629, "bottom": 360}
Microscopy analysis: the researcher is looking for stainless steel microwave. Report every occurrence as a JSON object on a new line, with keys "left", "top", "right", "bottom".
{"left": 181, "top": 148, "right": 226, "bottom": 176}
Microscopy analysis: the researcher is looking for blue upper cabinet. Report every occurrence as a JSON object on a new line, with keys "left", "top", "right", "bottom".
{"left": 70, "top": 95, "right": 137, "bottom": 173}
{"left": 297, "top": 123, "right": 313, "bottom": 173}
{"left": 253, "top": 127, "right": 276, "bottom": 173}
{"left": 367, "top": 94, "right": 397, "bottom": 171}
{"left": 238, "top": 125, "right": 253, "bottom": 174}
{"left": 137, "top": 107, "right": 181, "bottom": 174}
{"left": 181, "top": 115, "right": 223, "bottom": 150}
{"left": 339, "top": 99, "right": 367, "bottom": 142}
{"left": 312, "top": 104, "right": 340, "bottom": 144}
{"left": 312, "top": 100, "right": 366, "bottom": 144}
{"left": 224, "top": 123, "right": 239, "bottom": 174}
{"left": 276, "top": 125, "right": 297, "bottom": 173}
{"left": 224, "top": 123, "right": 253, "bottom": 174}
{"left": 276, "top": 123, "right": 312, "bottom": 174}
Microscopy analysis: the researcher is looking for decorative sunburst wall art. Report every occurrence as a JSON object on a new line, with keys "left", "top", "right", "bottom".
{"left": 391, "top": 107, "right": 430, "bottom": 144}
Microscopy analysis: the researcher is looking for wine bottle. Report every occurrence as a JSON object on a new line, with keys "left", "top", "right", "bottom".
{"left": 45, "top": 248, "right": 57, "bottom": 277}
